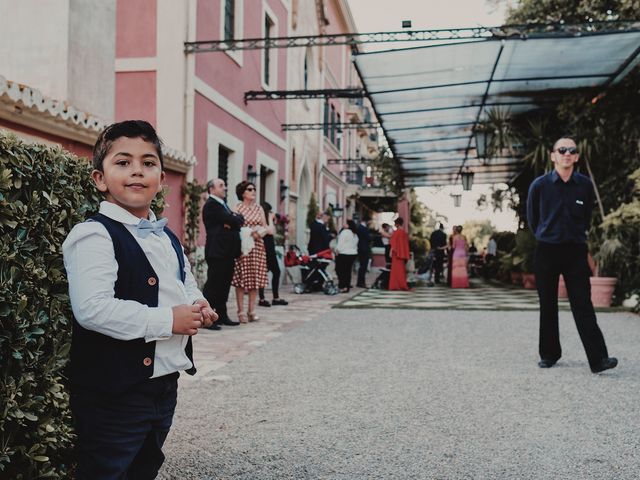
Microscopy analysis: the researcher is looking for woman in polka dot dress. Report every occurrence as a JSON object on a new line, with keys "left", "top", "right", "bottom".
{"left": 232, "top": 180, "right": 268, "bottom": 323}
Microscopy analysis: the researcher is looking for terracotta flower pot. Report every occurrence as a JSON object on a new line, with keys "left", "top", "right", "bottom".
{"left": 522, "top": 272, "right": 536, "bottom": 289}
{"left": 558, "top": 275, "right": 568, "bottom": 299}
{"left": 590, "top": 276, "right": 617, "bottom": 307}
{"left": 510, "top": 271, "right": 522, "bottom": 285}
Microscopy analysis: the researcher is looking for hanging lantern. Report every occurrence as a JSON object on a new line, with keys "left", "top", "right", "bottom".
{"left": 461, "top": 167, "right": 474, "bottom": 191}
{"left": 451, "top": 193, "right": 462, "bottom": 207}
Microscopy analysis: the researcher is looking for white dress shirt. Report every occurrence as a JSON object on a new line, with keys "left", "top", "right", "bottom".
{"left": 62, "top": 201, "right": 203, "bottom": 378}
{"left": 335, "top": 229, "right": 359, "bottom": 255}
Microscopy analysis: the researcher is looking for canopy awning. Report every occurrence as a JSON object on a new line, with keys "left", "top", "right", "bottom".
{"left": 354, "top": 27, "right": 640, "bottom": 187}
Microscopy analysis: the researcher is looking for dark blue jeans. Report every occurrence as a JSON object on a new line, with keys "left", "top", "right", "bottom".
{"left": 71, "top": 372, "right": 179, "bottom": 480}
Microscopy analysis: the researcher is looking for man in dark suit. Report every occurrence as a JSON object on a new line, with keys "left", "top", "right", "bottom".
{"left": 356, "top": 219, "right": 371, "bottom": 288}
{"left": 429, "top": 223, "right": 447, "bottom": 284}
{"left": 202, "top": 178, "right": 244, "bottom": 328}
{"left": 308, "top": 211, "right": 331, "bottom": 255}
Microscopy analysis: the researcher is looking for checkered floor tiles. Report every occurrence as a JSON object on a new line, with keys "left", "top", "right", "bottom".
{"left": 334, "top": 278, "right": 572, "bottom": 311}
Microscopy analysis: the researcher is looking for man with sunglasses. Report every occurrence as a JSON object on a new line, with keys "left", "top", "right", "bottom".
{"left": 526, "top": 137, "right": 617, "bottom": 374}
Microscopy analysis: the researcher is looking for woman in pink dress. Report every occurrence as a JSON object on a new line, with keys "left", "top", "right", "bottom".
{"left": 232, "top": 181, "right": 269, "bottom": 323}
{"left": 451, "top": 225, "right": 470, "bottom": 288}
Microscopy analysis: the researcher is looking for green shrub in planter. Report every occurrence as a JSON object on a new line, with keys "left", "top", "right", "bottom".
{"left": 0, "top": 132, "right": 102, "bottom": 478}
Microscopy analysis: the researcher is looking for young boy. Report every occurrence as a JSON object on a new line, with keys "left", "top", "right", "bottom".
{"left": 62, "top": 120, "right": 217, "bottom": 479}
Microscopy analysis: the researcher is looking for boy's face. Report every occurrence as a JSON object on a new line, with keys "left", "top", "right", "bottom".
{"left": 91, "top": 136, "right": 165, "bottom": 219}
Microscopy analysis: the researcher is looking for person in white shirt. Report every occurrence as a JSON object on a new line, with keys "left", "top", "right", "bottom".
{"left": 62, "top": 120, "right": 216, "bottom": 479}
{"left": 334, "top": 219, "right": 359, "bottom": 292}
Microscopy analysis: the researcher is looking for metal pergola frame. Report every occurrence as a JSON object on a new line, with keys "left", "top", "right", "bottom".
{"left": 281, "top": 122, "right": 380, "bottom": 131}
{"left": 184, "top": 21, "right": 637, "bottom": 53}
{"left": 185, "top": 20, "right": 640, "bottom": 187}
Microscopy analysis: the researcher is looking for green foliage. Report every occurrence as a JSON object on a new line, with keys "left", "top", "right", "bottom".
{"left": 461, "top": 220, "right": 496, "bottom": 250}
{"left": 369, "top": 148, "right": 404, "bottom": 196}
{"left": 182, "top": 180, "right": 207, "bottom": 288}
{"left": 592, "top": 167, "right": 640, "bottom": 305}
{"left": 512, "top": 228, "right": 537, "bottom": 273}
{"left": 408, "top": 189, "right": 437, "bottom": 260}
{"left": 0, "top": 132, "right": 102, "bottom": 478}
{"left": 182, "top": 180, "right": 206, "bottom": 259}
{"left": 505, "top": 0, "right": 640, "bottom": 24}
{"left": 306, "top": 192, "right": 320, "bottom": 228}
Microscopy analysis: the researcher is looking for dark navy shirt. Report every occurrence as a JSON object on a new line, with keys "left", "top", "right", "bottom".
{"left": 527, "top": 170, "right": 594, "bottom": 244}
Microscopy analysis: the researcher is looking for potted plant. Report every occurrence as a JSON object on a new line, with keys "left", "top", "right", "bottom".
{"left": 590, "top": 239, "right": 619, "bottom": 307}
{"left": 513, "top": 229, "right": 537, "bottom": 289}
{"left": 498, "top": 252, "right": 521, "bottom": 285}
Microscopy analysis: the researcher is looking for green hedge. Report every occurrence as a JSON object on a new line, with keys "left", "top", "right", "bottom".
{"left": 0, "top": 132, "right": 101, "bottom": 478}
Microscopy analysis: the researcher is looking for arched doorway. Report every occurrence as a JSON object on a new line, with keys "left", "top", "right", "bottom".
{"left": 296, "top": 162, "right": 311, "bottom": 251}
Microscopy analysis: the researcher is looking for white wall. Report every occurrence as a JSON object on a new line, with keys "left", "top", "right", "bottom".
{"left": 68, "top": 0, "right": 115, "bottom": 119}
{"left": 0, "top": 0, "right": 115, "bottom": 119}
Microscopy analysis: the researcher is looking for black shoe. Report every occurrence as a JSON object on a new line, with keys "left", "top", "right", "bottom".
{"left": 205, "top": 324, "right": 222, "bottom": 330}
{"left": 591, "top": 357, "right": 618, "bottom": 373}
{"left": 356, "top": 284, "right": 367, "bottom": 288}
{"left": 271, "top": 298, "right": 288, "bottom": 305}
{"left": 220, "top": 318, "right": 240, "bottom": 326}
{"left": 258, "top": 299, "right": 271, "bottom": 307}
{"left": 538, "top": 359, "right": 556, "bottom": 368}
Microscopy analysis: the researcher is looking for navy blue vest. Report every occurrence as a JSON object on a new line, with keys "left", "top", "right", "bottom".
{"left": 70, "top": 213, "right": 196, "bottom": 394}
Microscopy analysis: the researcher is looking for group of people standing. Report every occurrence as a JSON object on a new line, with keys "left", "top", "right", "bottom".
{"left": 428, "top": 223, "right": 471, "bottom": 288}
{"left": 202, "top": 178, "right": 287, "bottom": 330}
{"left": 310, "top": 211, "right": 371, "bottom": 293}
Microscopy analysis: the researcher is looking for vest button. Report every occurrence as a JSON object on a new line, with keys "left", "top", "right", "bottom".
{"left": 148, "top": 277, "right": 157, "bottom": 286}
{"left": 143, "top": 357, "right": 153, "bottom": 367}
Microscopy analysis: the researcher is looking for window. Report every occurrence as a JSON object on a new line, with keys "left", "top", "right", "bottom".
{"left": 263, "top": 14, "right": 274, "bottom": 86}
{"left": 224, "top": 0, "right": 235, "bottom": 41}
{"left": 330, "top": 105, "right": 336, "bottom": 144}
{"left": 218, "top": 145, "right": 230, "bottom": 185}
{"left": 323, "top": 100, "right": 329, "bottom": 138}
{"left": 303, "top": 48, "right": 310, "bottom": 90}
{"left": 336, "top": 113, "right": 341, "bottom": 151}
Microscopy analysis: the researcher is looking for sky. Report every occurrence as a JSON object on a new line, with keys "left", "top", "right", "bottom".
{"left": 346, "top": 0, "right": 519, "bottom": 233}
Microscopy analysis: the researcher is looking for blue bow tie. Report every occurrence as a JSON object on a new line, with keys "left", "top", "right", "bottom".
{"left": 136, "top": 217, "right": 168, "bottom": 238}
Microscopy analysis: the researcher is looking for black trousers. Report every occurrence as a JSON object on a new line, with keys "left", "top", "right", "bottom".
{"left": 336, "top": 254, "right": 357, "bottom": 289}
{"left": 259, "top": 256, "right": 281, "bottom": 300}
{"left": 203, "top": 256, "right": 235, "bottom": 321}
{"left": 71, "top": 373, "right": 178, "bottom": 480}
{"left": 357, "top": 251, "right": 369, "bottom": 286}
{"left": 534, "top": 242, "right": 608, "bottom": 369}
{"left": 433, "top": 249, "right": 445, "bottom": 282}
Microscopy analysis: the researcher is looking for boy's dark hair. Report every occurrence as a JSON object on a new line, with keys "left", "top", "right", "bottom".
{"left": 92, "top": 120, "right": 164, "bottom": 171}
{"left": 236, "top": 181, "right": 255, "bottom": 201}
{"left": 394, "top": 217, "right": 404, "bottom": 226}
{"left": 347, "top": 219, "right": 358, "bottom": 232}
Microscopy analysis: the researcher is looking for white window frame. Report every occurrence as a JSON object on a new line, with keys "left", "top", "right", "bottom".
{"left": 207, "top": 123, "right": 244, "bottom": 201}
{"left": 261, "top": 2, "right": 278, "bottom": 90}
{"left": 219, "top": 0, "right": 244, "bottom": 67}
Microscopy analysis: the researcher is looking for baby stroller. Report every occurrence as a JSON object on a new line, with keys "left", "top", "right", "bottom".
{"left": 288, "top": 247, "right": 339, "bottom": 295}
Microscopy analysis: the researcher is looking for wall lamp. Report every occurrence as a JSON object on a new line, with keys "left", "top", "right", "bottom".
{"left": 279, "top": 179, "right": 288, "bottom": 202}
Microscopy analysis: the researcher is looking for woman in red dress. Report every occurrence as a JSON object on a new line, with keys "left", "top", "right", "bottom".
{"left": 389, "top": 217, "right": 410, "bottom": 291}
{"left": 232, "top": 181, "right": 269, "bottom": 323}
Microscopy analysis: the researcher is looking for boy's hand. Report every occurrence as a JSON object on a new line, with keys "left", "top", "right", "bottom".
{"left": 172, "top": 304, "right": 204, "bottom": 335}
{"left": 193, "top": 298, "right": 218, "bottom": 328}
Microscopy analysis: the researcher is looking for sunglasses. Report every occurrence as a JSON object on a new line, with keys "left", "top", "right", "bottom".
{"left": 554, "top": 147, "right": 578, "bottom": 155}
{"left": 245, "top": 187, "right": 256, "bottom": 191}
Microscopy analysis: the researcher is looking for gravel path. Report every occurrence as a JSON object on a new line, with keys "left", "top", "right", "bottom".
{"left": 159, "top": 309, "right": 640, "bottom": 479}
